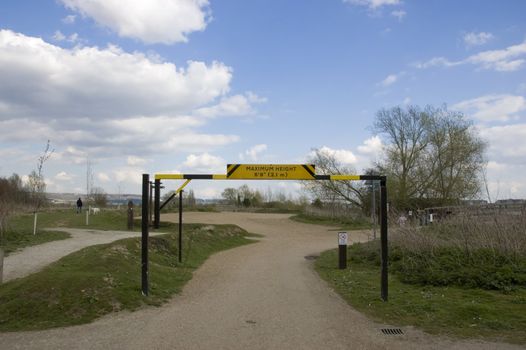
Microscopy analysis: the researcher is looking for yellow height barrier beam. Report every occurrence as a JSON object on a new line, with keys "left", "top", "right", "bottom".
{"left": 155, "top": 173, "right": 362, "bottom": 181}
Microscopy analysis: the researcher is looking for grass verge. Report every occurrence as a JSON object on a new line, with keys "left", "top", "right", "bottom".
{"left": 315, "top": 247, "right": 526, "bottom": 344}
{"left": 290, "top": 212, "right": 372, "bottom": 230}
{"left": 0, "top": 223, "right": 256, "bottom": 331}
{"left": 8, "top": 209, "right": 138, "bottom": 232}
{"left": 1, "top": 209, "right": 136, "bottom": 254}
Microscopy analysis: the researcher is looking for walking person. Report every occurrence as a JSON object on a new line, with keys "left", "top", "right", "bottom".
{"left": 76, "top": 197, "right": 83, "bottom": 213}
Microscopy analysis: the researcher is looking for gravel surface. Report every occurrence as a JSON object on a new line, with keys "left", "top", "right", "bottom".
{"left": 0, "top": 212, "right": 521, "bottom": 349}
{"left": 3, "top": 228, "right": 164, "bottom": 282}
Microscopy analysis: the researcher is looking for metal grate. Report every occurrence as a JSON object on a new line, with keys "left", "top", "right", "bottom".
{"left": 304, "top": 255, "right": 318, "bottom": 260}
{"left": 381, "top": 328, "right": 404, "bottom": 335}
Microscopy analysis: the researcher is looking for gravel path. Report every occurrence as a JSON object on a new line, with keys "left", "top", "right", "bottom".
{"left": 3, "top": 228, "right": 164, "bottom": 282}
{"left": 0, "top": 212, "right": 521, "bottom": 349}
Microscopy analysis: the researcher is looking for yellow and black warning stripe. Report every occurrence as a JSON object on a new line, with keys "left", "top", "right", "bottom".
{"left": 227, "top": 164, "right": 241, "bottom": 178}
{"left": 156, "top": 172, "right": 385, "bottom": 182}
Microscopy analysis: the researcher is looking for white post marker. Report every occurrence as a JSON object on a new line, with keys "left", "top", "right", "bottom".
{"left": 338, "top": 231, "right": 348, "bottom": 269}
{"left": 86, "top": 210, "right": 89, "bottom": 226}
{"left": 338, "top": 231, "right": 348, "bottom": 245}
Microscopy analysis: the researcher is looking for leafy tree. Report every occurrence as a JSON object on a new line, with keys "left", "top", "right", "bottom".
{"left": 374, "top": 105, "right": 486, "bottom": 209}
{"left": 221, "top": 188, "right": 238, "bottom": 204}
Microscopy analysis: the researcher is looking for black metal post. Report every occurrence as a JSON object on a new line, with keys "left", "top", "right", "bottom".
{"left": 380, "top": 178, "right": 388, "bottom": 301}
{"left": 149, "top": 181, "right": 153, "bottom": 226}
{"left": 141, "top": 174, "right": 149, "bottom": 296}
{"left": 154, "top": 179, "right": 161, "bottom": 229}
{"left": 178, "top": 190, "right": 183, "bottom": 263}
{"left": 338, "top": 245, "right": 347, "bottom": 269}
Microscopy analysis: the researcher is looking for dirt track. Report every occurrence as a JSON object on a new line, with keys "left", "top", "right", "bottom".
{"left": 0, "top": 212, "right": 520, "bottom": 349}
{"left": 2, "top": 228, "right": 165, "bottom": 282}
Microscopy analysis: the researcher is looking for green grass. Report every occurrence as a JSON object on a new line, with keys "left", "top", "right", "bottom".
{"left": 0, "top": 222, "right": 256, "bottom": 331}
{"left": 290, "top": 212, "right": 372, "bottom": 230}
{"left": 9, "top": 209, "right": 139, "bottom": 231}
{"left": 315, "top": 247, "right": 526, "bottom": 344}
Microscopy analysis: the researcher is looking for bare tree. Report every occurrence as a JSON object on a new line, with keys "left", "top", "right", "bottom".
{"left": 28, "top": 140, "right": 54, "bottom": 235}
{"left": 303, "top": 148, "right": 365, "bottom": 209}
{"left": 91, "top": 187, "right": 108, "bottom": 207}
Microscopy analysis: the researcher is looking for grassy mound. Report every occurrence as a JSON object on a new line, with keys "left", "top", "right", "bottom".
{"left": 0, "top": 223, "right": 256, "bottom": 331}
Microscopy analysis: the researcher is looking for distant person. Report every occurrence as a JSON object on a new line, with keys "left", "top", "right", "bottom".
{"left": 76, "top": 197, "right": 83, "bottom": 213}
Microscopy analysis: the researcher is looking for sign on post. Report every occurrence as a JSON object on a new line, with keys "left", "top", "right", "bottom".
{"left": 227, "top": 164, "right": 315, "bottom": 180}
{"left": 338, "top": 231, "right": 348, "bottom": 245}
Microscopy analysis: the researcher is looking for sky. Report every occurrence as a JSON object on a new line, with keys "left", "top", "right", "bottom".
{"left": 0, "top": 0, "right": 525, "bottom": 200}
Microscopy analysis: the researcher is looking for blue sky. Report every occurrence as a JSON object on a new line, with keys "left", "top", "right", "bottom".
{"left": 0, "top": 0, "right": 525, "bottom": 199}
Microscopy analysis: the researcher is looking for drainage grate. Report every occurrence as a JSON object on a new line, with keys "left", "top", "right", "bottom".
{"left": 304, "top": 255, "right": 318, "bottom": 260}
{"left": 381, "top": 328, "right": 404, "bottom": 335}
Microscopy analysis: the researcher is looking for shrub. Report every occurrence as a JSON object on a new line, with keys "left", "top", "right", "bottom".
{"left": 349, "top": 212, "right": 526, "bottom": 291}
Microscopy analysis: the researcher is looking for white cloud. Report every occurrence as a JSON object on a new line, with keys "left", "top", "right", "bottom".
{"left": 316, "top": 146, "right": 358, "bottom": 165}
{"left": 0, "top": 30, "right": 232, "bottom": 121}
{"left": 453, "top": 94, "right": 526, "bottom": 122}
{"left": 62, "top": 15, "right": 76, "bottom": 24}
{"left": 182, "top": 153, "right": 224, "bottom": 172}
{"left": 479, "top": 123, "right": 526, "bottom": 163}
{"left": 55, "top": 171, "right": 74, "bottom": 181}
{"left": 357, "top": 136, "right": 383, "bottom": 155}
{"left": 113, "top": 167, "right": 144, "bottom": 185}
{"left": 415, "top": 57, "right": 460, "bottom": 69}
{"left": 97, "top": 172, "right": 111, "bottom": 182}
{"left": 380, "top": 74, "right": 397, "bottom": 87}
{"left": 52, "top": 30, "right": 81, "bottom": 43}
{"left": 463, "top": 31, "right": 494, "bottom": 47}
{"left": 402, "top": 97, "right": 411, "bottom": 105}
{"left": 0, "top": 30, "right": 257, "bottom": 158}
{"left": 417, "top": 40, "right": 526, "bottom": 72}
{"left": 243, "top": 144, "right": 268, "bottom": 161}
{"left": 467, "top": 41, "right": 526, "bottom": 71}
{"left": 194, "top": 93, "right": 265, "bottom": 118}
{"left": 378, "top": 72, "right": 405, "bottom": 87}
{"left": 127, "top": 156, "right": 148, "bottom": 166}
{"left": 344, "top": 0, "right": 401, "bottom": 9}
{"left": 391, "top": 10, "right": 406, "bottom": 21}
{"left": 52, "top": 30, "right": 66, "bottom": 41}
{"left": 60, "top": 0, "right": 210, "bottom": 44}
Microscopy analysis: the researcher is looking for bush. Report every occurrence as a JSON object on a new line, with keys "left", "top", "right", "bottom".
{"left": 349, "top": 212, "right": 526, "bottom": 291}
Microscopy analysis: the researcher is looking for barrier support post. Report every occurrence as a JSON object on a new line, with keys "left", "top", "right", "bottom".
{"left": 141, "top": 174, "right": 149, "bottom": 296}
{"left": 380, "top": 177, "right": 388, "bottom": 301}
{"left": 154, "top": 179, "right": 161, "bottom": 229}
